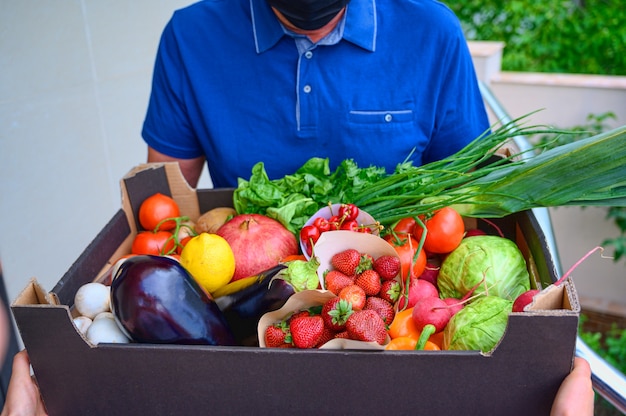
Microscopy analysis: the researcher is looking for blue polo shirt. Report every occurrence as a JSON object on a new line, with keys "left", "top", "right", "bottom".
{"left": 142, "top": 0, "right": 490, "bottom": 188}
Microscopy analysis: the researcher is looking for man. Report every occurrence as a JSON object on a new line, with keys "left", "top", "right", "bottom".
{"left": 143, "top": 0, "right": 491, "bottom": 188}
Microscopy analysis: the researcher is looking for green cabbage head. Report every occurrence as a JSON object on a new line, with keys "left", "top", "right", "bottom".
{"left": 438, "top": 236, "right": 530, "bottom": 301}
{"left": 443, "top": 295, "right": 513, "bottom": 352}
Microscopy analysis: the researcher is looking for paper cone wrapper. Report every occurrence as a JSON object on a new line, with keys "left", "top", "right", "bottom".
{"left": 258, "top": 290, "right": 390, "bottom": 350}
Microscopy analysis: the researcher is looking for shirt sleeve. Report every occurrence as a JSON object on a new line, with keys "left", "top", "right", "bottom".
{"left": 421, "top": 21, "right": 491, "bottom": 164}
{"left": 141, "top": 17, "right": 205, "bottom": 159}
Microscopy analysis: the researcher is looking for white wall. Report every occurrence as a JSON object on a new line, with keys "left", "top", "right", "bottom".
{"left": 0, "top": 1, "right": 203, "bottom": 308}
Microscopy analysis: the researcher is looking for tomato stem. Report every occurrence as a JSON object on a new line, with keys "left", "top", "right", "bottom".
{"left": 154, "top": 216, "right": 194, "bottom": 255}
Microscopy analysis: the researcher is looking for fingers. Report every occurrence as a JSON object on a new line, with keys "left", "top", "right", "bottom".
{"left": 10, "top": 350, "right": 32, "bottom": 379}
{"left": 1, "top": 350, "right": 49, "bottom": 416}
{"left": 550, "top": 357, "right": 595, "bottom": 416}
{"left": 572, "top": 356, "right": 592, "bottom": 378}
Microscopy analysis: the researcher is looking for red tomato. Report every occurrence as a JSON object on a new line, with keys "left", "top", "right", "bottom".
{"left": 175, "top": 235, "right": 193, "bottom": 255}
{"left": 386, "top": 235, "right": 427, "bottom": 281}
{"left": 413, "top": 207, "right": 465, "bottom": 254}
{"left": 138, "top": 193, "right": 180, "bottom": 231}
{"left": 392, "top": 217, "right": 417, "bottom": 237}
{"left": 132, "top": 230, "right": 176, "bottom": 255}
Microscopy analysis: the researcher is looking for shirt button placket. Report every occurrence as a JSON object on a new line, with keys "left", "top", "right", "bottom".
{"left": 303, "top": 51, "right": 313, "bottom": 94}
{"left": 298, "top": 49, "right": 315, "bottom": 131}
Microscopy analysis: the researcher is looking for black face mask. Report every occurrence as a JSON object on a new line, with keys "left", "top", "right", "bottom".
{"left": 268, "top": 0, "right": 351, "bottom": 31}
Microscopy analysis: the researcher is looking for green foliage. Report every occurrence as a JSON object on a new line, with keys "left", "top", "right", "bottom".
{"left": 580, "top": 315, "right": 626, "bottom": 375}
{"left": 448, "top": 0, "right": 626, "bottom": 75}
{"left": 603, "top": 210, "right": 626, "bottom": 262}
{"left": 579, "top": 315, "right": 626, "bottom": 414}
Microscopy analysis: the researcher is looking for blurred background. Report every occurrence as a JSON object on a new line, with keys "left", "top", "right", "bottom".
{"left": 1, "top": 0, "right": 207, "bottom": 312}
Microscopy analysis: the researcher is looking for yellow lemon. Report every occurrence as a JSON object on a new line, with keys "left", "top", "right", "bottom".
{"left": 180, "top": 233, "right": 235, "bottom": 294}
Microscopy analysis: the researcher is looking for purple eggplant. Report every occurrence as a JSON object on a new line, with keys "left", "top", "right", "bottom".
{"left": 214, "top": 264, "right": 295, "bottom": 346}
{"left": 110, "top": 255, "right": 235, "bottom": 346}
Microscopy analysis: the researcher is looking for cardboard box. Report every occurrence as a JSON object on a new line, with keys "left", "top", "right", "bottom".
{"left": 12, "top": 163, "right": 580, "bottom": 416}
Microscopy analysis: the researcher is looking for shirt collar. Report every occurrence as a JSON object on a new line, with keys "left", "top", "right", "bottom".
{"left": 250, "top": 0, "right": 376, "bottom": 53}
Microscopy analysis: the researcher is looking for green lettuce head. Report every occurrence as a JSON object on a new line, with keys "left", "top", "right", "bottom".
{"left": 443, "top": 295, "right": 513, "bottom": 352}
{"left": 438, "top": 236, "right": 530, "bottom": 301}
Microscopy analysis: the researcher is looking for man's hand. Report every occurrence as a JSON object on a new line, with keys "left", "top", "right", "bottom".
{"left": 1, "top": 350, "right": 48, "bottom": 416}
{"left": 551, "top": 357, "right": 595, "bottom": 416}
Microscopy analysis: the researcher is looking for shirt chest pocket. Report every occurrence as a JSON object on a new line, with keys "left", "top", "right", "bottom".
{"left": 348, "top": 109, "right": 414, "bottom": 125}
{"left": 343, "top": 108, "right": 428, "bottom": 158}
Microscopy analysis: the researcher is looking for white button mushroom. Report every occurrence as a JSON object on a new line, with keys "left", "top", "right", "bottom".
{"left": 93, "top": 311, "right": 115, "bottom": 321}
{"left": 74, "top": 282, "right": 111, "bottom": 319}
{"left": 86, "top": 315, "right": 130, "bottom": 345}
{"left": 72, "top": 316, "right": 93, "bottom": 335}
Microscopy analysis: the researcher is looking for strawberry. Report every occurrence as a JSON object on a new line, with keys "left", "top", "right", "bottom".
{"left": 379, "top": 279, "right": 401, "bottom": 305}
{"left": 338, "top": 284, "right": 367, "bottom": 311}
{"left": 315, "top": 326, "right": 337, "bottom": 348}
{"left": 289, "top": 310, "right": 311, "bottom": 322}
{"left": 334, "top": 331, "right": 350, "bottom": 339}
{"left": 331, "top": 249, "right": 361, "bottom": 275}
{"left": 290, "top": 315, "right": 325, "bottom": 349}
{"left": 355, "top": 269, "right": 381, "bottom": 296}
{"left": 324, "top": 270, "right": 354, "bottom": 295}
{"left": 321, "top": 297, "right": 354, "bottom": 332}
{"left": 346, "top": 309, "right": 388, "bottom": 345}
{"left": 360, "top": 253, "right": 375, "bottom": 270}
{"left": 264, "top": 321, "right": 290, "bottom": 348}
{"left": 373, "top": 255, "right": 401, "bottom": 280}
{"left": 364, "top": 296, "right": 396, "bottom": 326}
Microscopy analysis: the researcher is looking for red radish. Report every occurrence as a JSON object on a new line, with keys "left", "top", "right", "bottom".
{"left": 418, "top": 263, "right": 440, "bottom": 288}
{"left": 396, "top": 278, "right": 439, "bottom": 310}
{"left": 411, "top": 297, "right": 452, "bottom": 333}
{"left": 512, "top": 290, "right": 538, "bottom": 313}
{"left": 466, "top": 219, "right": 504, "bottom": 238}
{"left": 442, "top": 297, "right": 464, "bottom": 316}
{"left": 480, "top": 218, "right": 505, "bottom": 237}
{"left": 464, "top": 228, "right": 487, "bottom": 238}
{"left": 442, "top": 276, "right": 486, "bottom": 316}
{"left": 513, "top": 246, "right": 604, "bottom": 312}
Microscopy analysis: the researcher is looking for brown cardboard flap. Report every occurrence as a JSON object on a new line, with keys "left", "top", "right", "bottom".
{"left": 12, "top": 278, "right": 58, "bottom": 306}
{"left": 527, "top": 277, "right": 580, "bottom": 312}
{"left": 163, "top": 162, "right": 202, "bottom": 219}
{"left": 120, "top": 163, "right": 201, "bottom": 233}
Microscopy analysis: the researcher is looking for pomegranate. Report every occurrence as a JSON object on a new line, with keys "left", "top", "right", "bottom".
{"left": 216, "top": 214, "right": 298, "bottom": 281}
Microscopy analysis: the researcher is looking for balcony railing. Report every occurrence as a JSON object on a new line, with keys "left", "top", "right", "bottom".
{"left": 479, "top": 81, "right": 626, "bottom": 413}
